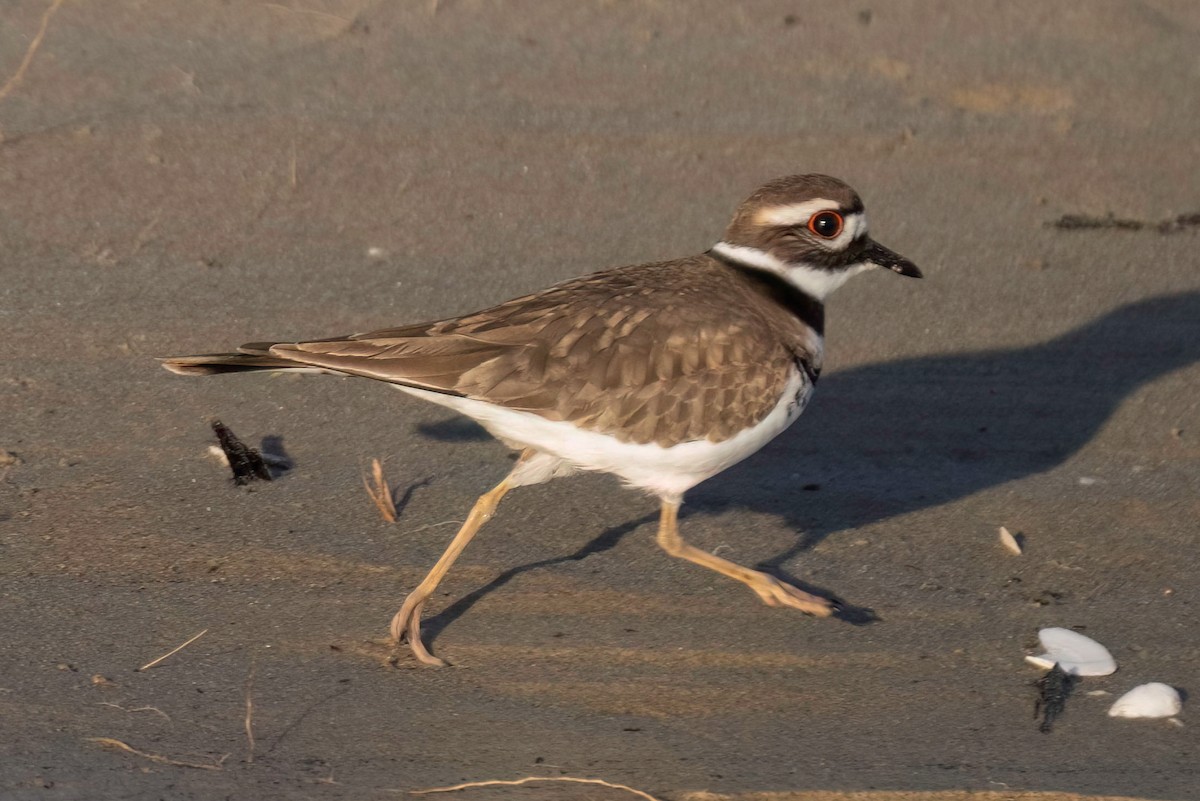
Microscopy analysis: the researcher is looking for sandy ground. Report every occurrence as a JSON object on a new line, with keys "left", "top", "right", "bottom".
{"left": 2, "top": 1, "right": 1199, "bottom": 799}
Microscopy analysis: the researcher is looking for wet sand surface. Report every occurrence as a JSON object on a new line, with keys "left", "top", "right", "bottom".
{"left": 2, "top": 2, "right": 1199, "bottom": 799}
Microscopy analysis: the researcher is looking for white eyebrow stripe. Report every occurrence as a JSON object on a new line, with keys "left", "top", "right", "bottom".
{"left": 754, "top": 198, "right": 839, "bottom": 227}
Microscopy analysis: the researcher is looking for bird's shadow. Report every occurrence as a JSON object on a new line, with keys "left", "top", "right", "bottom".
{"left": 421, "top": 514, "right": 652, "bottom": 644}
{"left": 416, "top": 418, "right": 491, "bottom": 443}
{"left": 260, "top": 434, "right": 295, "bottom": 479}
{"left": 415, "top": 291, "right": 1200, "bottom": 641}
{"left": 718, "top": 289, "right": 1199, "bottom": 568}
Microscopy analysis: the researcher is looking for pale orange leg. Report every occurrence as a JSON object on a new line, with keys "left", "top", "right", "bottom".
{"left": 390, "top": 477, "right": 513, "bottom": 666}
{"left": 655, "top": 500, "right": 833, "bottom": 616}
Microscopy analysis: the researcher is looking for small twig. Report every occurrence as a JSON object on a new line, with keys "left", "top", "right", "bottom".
{"left": 171, "top": 64, "right": 200, "bottom": 96}
{"left": 244, "top": 658, "right": 256, "bottom": 763}
{"left": 0, "top": 0, "right": 66, "bottom": 104}
{"left": 87, "top": 737, "right": 228, "bottom": 771}
{"left": 97, "top": 702, "right": 172, "bottom": 723}
{"left": 129, "top": 212, "right": 162, "bottom": 257}
{"left": 409, "top": 776, "right": 664, "bottom": 801}
{"left": 405, "top": 520, "right": 464, "bottom": 535}
{"left": 289, "top": 139, "right": 298, "bottom": 189}
{"left": 363, "top": 458, "right": 398, "bottom": 523}
{"left": 261, "top": 3, "right": 351, "bottom": 25}
{"left": 137, "top": 629, "right": 208, "bottom": 672}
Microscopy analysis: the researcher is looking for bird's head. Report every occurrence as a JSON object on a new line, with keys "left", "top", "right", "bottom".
{"left": 712, "top": 174, "right": 922, "bottom": 300}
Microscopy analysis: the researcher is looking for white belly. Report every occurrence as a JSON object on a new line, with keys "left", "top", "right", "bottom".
{"left": 395, "top": 369, "right": 812, "bottom": 501}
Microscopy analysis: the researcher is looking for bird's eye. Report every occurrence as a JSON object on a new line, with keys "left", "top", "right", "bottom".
{"left": 807, "top": 211, "right": 843, "bottom": 239}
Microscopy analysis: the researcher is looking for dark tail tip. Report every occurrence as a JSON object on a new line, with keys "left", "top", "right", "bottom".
{"left": 159, "top": 353, "right": 295, "bottom": 375}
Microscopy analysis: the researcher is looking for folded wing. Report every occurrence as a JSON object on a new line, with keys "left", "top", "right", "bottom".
{"left": 264, "top": 260, "right": 797, "bottom": 446}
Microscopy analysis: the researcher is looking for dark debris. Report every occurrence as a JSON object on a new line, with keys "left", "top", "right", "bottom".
{"left": 1034, "top": 663, "right": 1077, "bottom": 733}
{"left": 211, "top": 420, "right": 272, "bottom": 485}
{"left": 831, "top": 600, "right": 880, "bottom": 626}
{"left": 1048, "top": 212, "right": 1200, "bottom": 233}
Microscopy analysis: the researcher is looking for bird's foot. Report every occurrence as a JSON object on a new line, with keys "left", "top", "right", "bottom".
{"left": 747, "top": 573, "right": 834, "bottom": 616}
{"left": 389, "top": 597, "right": 449, "bottom": 667}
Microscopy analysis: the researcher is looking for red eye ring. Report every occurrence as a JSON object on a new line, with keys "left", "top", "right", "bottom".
{"left": 807, "top": 210, "right": 844, "bottom": 239}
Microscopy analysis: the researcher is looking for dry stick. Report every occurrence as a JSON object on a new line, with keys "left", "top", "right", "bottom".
{"left": 405, "top": 520, "right": 464, "bottom": 535}
{"left": 137, "top": 629, "right": 208, "bottom": 671}
{"left": 363, "top": 458, "right": 398, "bottom": 523}
{"left": 244, "top": 658, "right": 256, "bottom": 763}
{"left": 129, "top": 212, "right": 161, "bottom": 258}
{"left": 0, "top": 0, "right": 66, "bottom": 103}
{"left": 97, "top": 702, "right": 172, "bottom": 723}
{"left": 409, "top": 776, "right": 664, "bottom": 801}
{"left": 87, "top": 738, "right": 227, "bottom": 771}
{"left": 261, "top": 3, "right": 351, "bottom": 25}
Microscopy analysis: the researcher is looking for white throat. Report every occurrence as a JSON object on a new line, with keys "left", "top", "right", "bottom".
{"left": 710, "top": 241, "right": 867, "bottom": 301}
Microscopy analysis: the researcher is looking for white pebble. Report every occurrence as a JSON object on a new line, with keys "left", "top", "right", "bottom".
{"left": 1026, "top": 627, "right": 1117, "bottom": 676}
{"left": 1109, "top": 683, "right": 1182, "bottom": 719}
{"left": 205, "top": 445, "right": 230, "bottom": 467}
{"left": 998, "top": 526, "right": 1023, "bottom": 555}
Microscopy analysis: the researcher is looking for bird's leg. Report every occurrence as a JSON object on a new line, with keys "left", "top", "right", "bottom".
{"left": 654, "top": 499, "right": 833, "bottom": 616}
{"left": 390, "top": 476, "right": 514, "bottom": 666}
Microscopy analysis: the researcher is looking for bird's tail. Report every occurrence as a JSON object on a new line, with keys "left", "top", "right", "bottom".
{"left": 160, "top": 343, "right": 312, "bottom": 376}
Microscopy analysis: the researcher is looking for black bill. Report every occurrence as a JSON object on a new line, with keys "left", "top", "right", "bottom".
{"left": 863, "top": 239, "right": 922, "bottom": 278}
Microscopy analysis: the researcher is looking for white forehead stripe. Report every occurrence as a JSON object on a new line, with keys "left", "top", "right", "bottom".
{"left": 754, "top": 198, "right": 840, "bottom": 227}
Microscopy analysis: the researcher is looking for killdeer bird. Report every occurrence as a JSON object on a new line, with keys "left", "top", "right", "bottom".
{"left": 163, "top": 174, "right": 921, "bottom": 666}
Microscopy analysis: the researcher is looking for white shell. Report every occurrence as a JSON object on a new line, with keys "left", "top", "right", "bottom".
{"left": 1026, "top": 627, "right": 1117, "bottom": 676}
{"left": 998, "top": 526, "right": 1023, "bottom": 555}
{"left": 205, "top": 445, "right": 230, "bottom": 467}
{"left": 1108, "top": 683, "right": 1183, "bottom": 719}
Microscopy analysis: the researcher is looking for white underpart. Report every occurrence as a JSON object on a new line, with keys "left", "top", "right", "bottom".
{"left": 393, "top": 368, "right": 814, "bottom": 502}
{"left": 710, "top": 241, "right": 870, "bottom": 301}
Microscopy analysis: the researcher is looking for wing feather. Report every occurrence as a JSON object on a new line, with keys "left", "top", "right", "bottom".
{"left": 254, "top": 256, "right": 812, "bottom": 446}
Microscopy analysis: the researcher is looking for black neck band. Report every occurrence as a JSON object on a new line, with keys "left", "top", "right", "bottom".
{"left": 706, "top": 248, "right": 826, "bottom": 337}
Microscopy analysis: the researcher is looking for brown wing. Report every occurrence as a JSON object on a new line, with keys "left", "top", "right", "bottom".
{"left": 268, "top": 257, "right": 798, "bottom": 447}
